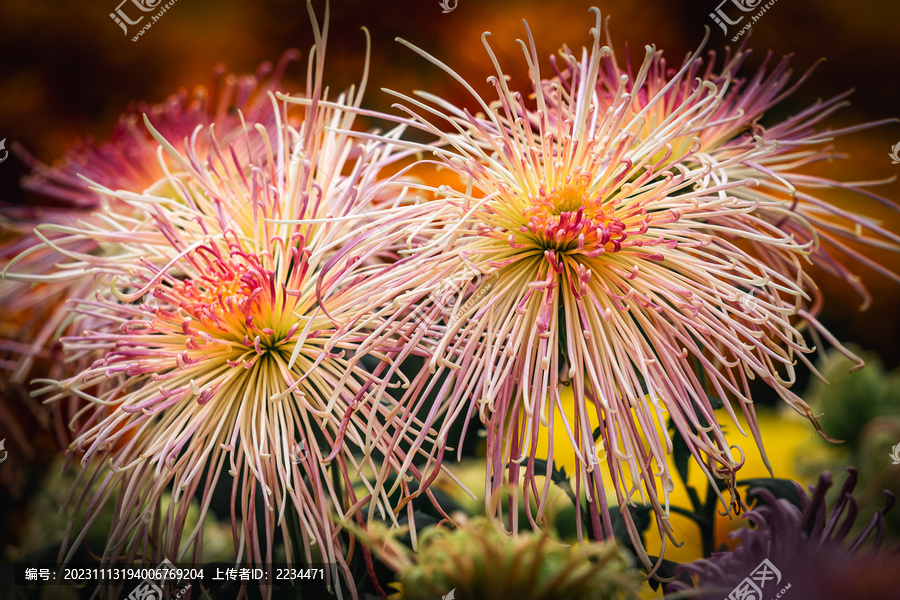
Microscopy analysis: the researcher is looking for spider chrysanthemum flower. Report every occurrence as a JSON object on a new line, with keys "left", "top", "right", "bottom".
{"left": 16, "top": 8, "right": 444, "bottom": 596}
{"left": 0, "top": 50, "right": 298, "bottom": 384}
{"left": 348, "top": 9, "right": 899, "bottom": 569}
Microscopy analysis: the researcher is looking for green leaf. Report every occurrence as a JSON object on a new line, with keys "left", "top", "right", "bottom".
{"left": 529, "top": 458, "right": 655, "bottom": 549}
{"left": 645, "top": 556, "right": 691, "bottom": 591}
{"left": 609, "top": 504, "right": 652, "bottom": 553}
{"left": 530, "top": 458, "right": 576, "bottom": 504}
{"left": 737, "top": 478, "right": 803, "bottom": 509}
{"left": 668, "top": 417, "right": 692, "bottom": 485}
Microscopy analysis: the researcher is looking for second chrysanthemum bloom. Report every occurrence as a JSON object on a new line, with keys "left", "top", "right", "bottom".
{"left": 351, "top": 7, "right": 900, "bottom": 570}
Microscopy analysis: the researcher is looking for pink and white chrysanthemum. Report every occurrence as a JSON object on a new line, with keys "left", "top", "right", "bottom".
{"left": 0, "top": 51, "right": 298, "bottom": 383}
{"left": 353, "top": 9, "right": 899, "bottom": 570}
{"left": 17, "top": 10, "right": 444, "bottom": 597}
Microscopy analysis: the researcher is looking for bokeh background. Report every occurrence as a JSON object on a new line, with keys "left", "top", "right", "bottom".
{"left": 1, "top": 0, "right": 900, "bottom": 596}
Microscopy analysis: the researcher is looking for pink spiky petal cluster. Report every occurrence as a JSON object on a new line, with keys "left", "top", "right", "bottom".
{"left": 331, "top": 8, "right": 900, "bottom": 572}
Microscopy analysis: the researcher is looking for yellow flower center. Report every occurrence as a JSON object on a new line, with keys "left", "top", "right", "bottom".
{"left": 517, "top": 180, "right": 627, "bottom": 256}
